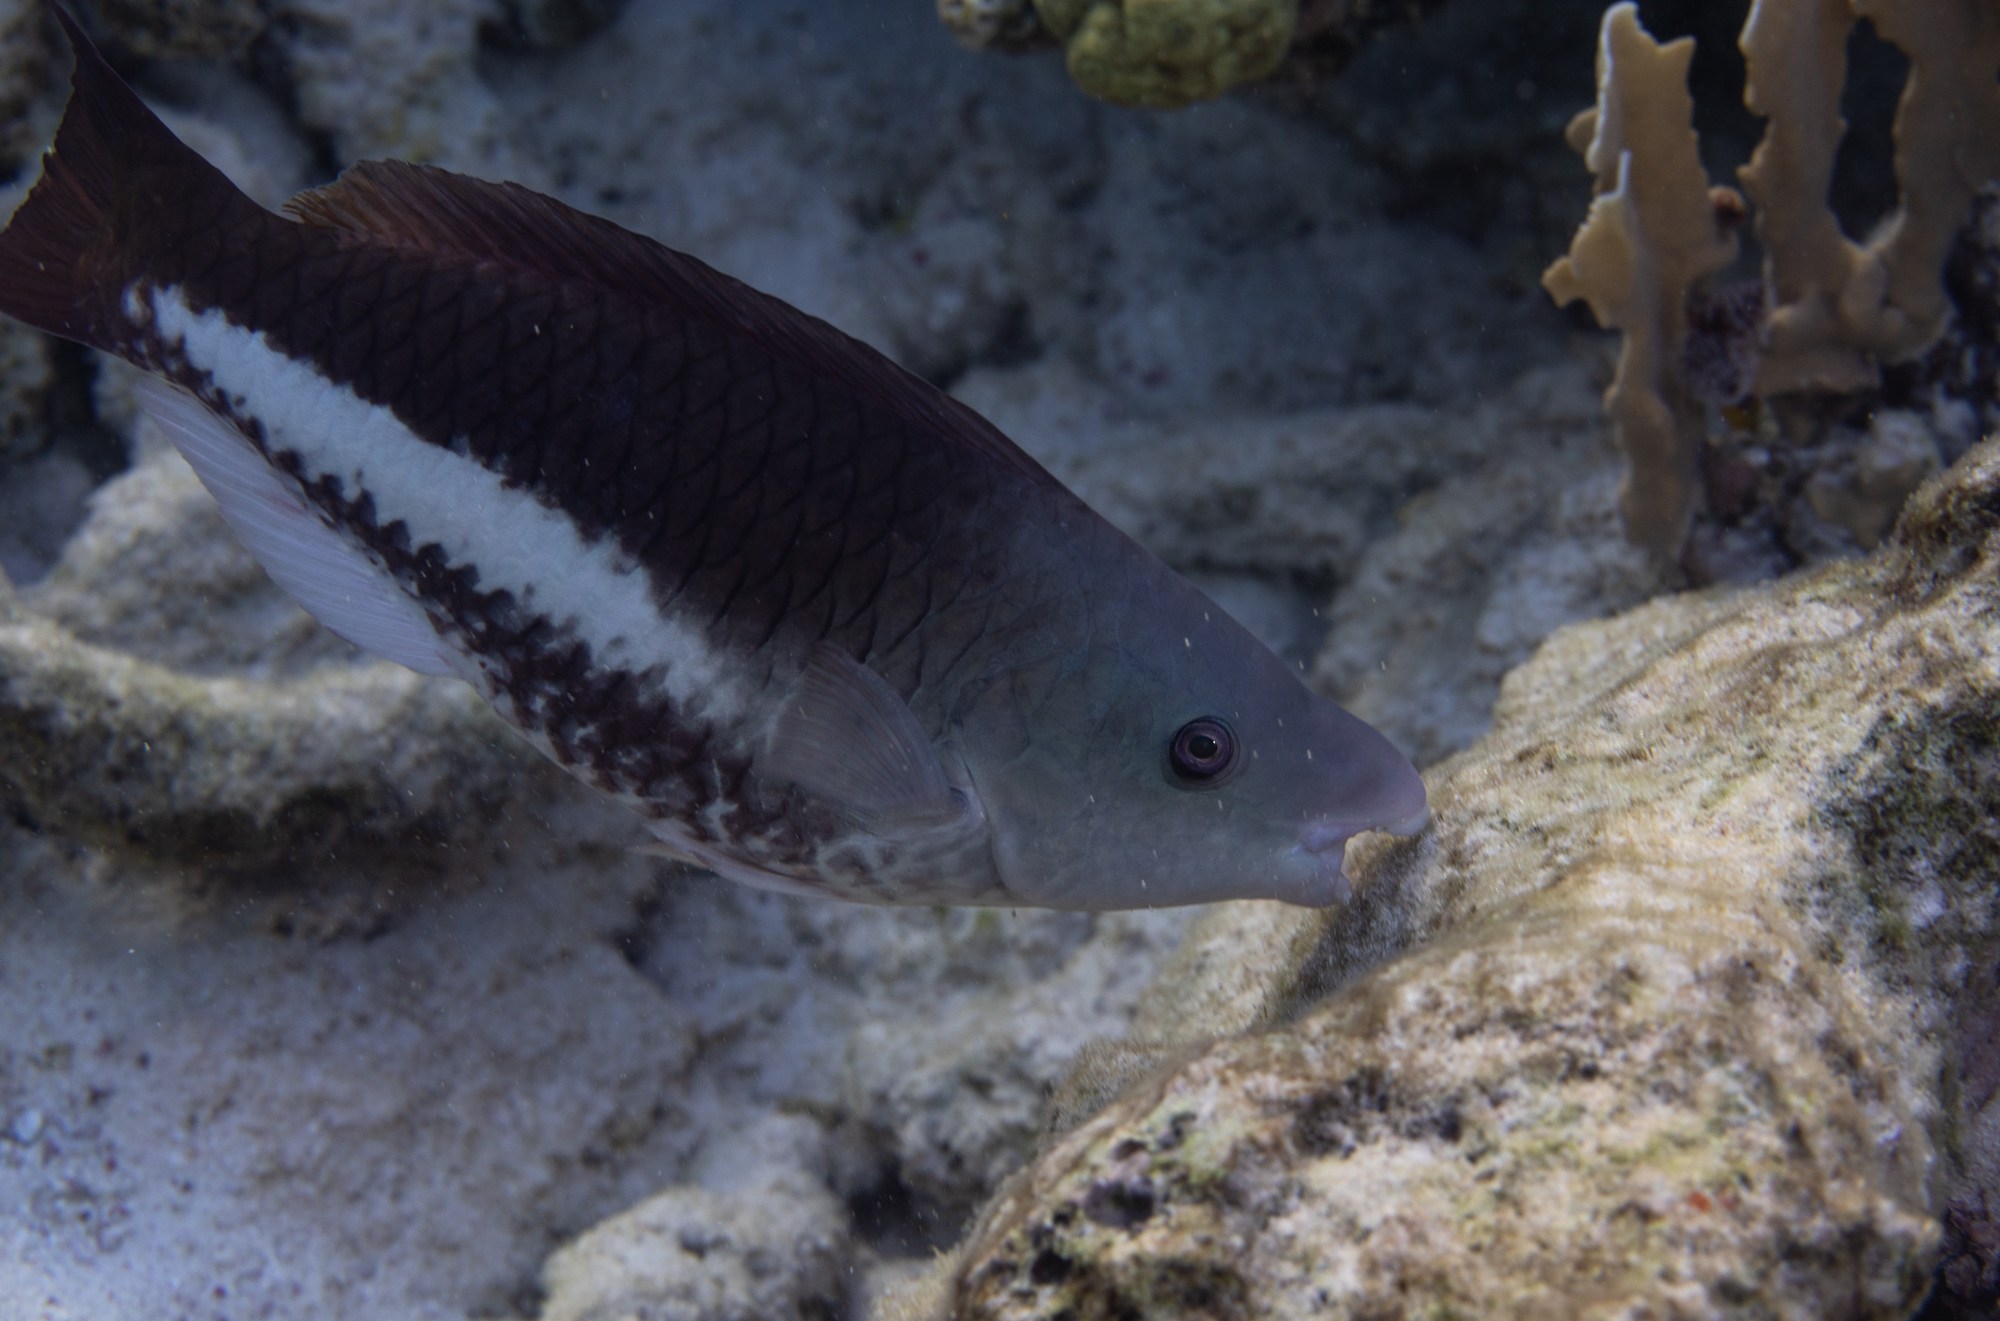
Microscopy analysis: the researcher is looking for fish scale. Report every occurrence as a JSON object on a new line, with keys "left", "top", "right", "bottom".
{"left": 0, "top": 1, "right": 1428, "bottom": 909}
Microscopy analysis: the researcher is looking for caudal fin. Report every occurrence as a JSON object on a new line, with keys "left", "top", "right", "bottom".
{"left": 0, "top": 2, "right": 250, "bottom": 347}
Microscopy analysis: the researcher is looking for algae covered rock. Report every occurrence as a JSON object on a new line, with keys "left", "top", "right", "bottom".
{"left": 1033, "top": 0, "right": 1298, "bottom": 107}
{"left": 936, "top": 439, "right": 2000, "bottom": 1318}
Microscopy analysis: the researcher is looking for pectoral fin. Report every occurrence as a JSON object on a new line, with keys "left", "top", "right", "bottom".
{"left": 764, "top": 644, "right": 961, "bottom": 828}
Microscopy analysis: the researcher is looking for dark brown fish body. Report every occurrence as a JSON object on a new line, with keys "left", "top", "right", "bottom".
{"left": 0, "top": 5, "right": 1426, "bottom": 908}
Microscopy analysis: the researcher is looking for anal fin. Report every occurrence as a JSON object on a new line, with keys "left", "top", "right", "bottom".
{"left": 133, "top": 377, "right": 460, "bottom": 677}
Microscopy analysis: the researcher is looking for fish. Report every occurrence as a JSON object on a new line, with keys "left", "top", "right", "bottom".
{"left": 0, "top": 3, "right": 1427, "bottom": 910}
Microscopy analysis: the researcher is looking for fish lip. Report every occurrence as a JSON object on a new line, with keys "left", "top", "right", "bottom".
{"left": 1300, "top": 803, "right": 1432, "bottom": 858}
{"left": 1300, "top": 819, "right": 1361, "bottom": 855}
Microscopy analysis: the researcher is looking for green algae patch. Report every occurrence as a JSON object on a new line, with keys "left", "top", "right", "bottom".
{"left": 1033, "top": 0, "right": 1297, "bottom": 107}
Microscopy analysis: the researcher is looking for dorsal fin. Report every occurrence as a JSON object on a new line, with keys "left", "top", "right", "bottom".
{"left": 286, "top": 161, "right": 1062, "bottom": 489}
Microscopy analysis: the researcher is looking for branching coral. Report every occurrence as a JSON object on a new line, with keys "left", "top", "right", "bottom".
{"left": 1742, "top": 0, "right": 2000, "bottom": 394}
{"left": 1542, "top": 3, "right": 1737, "bottom": 556}
{"left": 1545, "top": 0, "right": 2000, "bottom": 554}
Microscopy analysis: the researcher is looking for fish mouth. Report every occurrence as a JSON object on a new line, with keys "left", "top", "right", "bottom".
{"left": 1283, "top": 839, "right": 1354, "bottom": 907}
{"left": 1291, "top": 798, "right": 1433, "bottom": 907}
{"left": 1299, "top": 805, "right": 1432, "bottom": 859}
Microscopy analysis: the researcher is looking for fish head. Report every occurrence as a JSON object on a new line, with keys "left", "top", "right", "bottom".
{"left": 960, "top": 588, "right": 1427, "bottom": 911}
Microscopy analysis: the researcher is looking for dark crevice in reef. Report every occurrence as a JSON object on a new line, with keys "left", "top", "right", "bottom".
{"left": 846, "top": 1163, "right": 959, "bottom": 1258}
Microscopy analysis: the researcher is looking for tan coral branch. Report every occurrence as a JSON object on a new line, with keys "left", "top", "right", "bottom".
{"left": 1741, "top": 0, "right": 2000, "bottom": 394}
{"left": 1543, "top": 3, "right": 1736, "bottom": 555}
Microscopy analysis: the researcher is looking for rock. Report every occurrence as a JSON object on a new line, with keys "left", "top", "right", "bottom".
{"left": 0, "top": 0, "right": 53, "bottom": 174}
{"left": 937, "top": 0, "right": 1052, "bottom": 52}
{"left": 29, "top": 450, "right": 361, "bottom": 675}
{"left": 488, "top": 0, "right": 623, "bottom": 51}
{"left": 0, "top": 563, "right": 545, "bottom": 877}
{"left": 840, "top": 909, "right": 1187, "bottom": 1229}
{"left": 0, "top": 820, "right": 698, "bottom": 1320}
{"left": 86, "top": 0, "right": 266, "bottom": 59}
{"left": 0, "top": 300, "right": 51, "bottom": 456}
{"left": 537, "top": 1128, "right": 852, "bottom": 1321}
{"left": 1311, "top": 363, "right": 1668, "bottom": 766}
{"left": 936, "top": 439, "right": 2000, "bottom": 1319}
{"left": 273, "top": 0, "right": 538, "bottom": 179}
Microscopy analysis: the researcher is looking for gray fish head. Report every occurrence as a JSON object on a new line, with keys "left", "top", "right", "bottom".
{"left": 958, "top": 584, "right": 1427, "bottom": 912}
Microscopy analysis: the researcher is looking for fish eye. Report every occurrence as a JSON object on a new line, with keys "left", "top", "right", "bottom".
{"left": 1168, "top": 717, "right": 1237, "bottom": 783}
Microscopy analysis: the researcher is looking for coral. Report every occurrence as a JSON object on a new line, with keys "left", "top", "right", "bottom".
{"left": 1031, "top": 0, "right": 1299, "bottom": 108}
{"left": 957, "top": 0, "right": 1440, "bottom": 104}
{"left": 1742, "top": 0, "right": 2000, "bottom": 395}
{"left": 1542, "top": 2, "right": 1738, "bottom": 555}
{"left": 1547, "top": 0, "right": 2000, "bottom": 555}
{"left": 932, "top": 438, "right": 2000, "bottom": 1319}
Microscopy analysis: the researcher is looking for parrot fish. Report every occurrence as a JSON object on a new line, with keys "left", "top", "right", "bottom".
{"left": 0, "top": 4, "right": 1426, "bottom": 909}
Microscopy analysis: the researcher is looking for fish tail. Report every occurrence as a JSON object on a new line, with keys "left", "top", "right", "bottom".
{"left": 0, "top": 2, "right": 252, "bottom": 347}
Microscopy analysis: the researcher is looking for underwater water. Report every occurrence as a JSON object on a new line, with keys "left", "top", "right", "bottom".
{"left": 0, "top": 0, "right": 1995, "bottom": 1317}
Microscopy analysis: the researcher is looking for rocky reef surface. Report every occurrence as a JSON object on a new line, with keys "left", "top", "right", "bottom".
{"left": 929, "top": 436, "right": 2000, "bottom": 1320}
{"left": 0, "top": 0, "right": 1990, "bottom": 1318}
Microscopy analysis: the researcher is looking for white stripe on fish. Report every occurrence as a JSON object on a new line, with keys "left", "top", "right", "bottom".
{"left": 143, "top": 282, "right": 749, "bottom": 724}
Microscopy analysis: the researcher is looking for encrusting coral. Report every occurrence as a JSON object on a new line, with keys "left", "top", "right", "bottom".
{"left": 1545, "top": 0, "right": 2000, "bottom": 555}
{"left": 949, "top": 0, "right": 1439, "bottom": 106}
{"left": 1031, "top": 0, "right": 1299, "bottom": 107}
{"left": 922, "top": 434, "right": 2000, "bottom": 1320}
